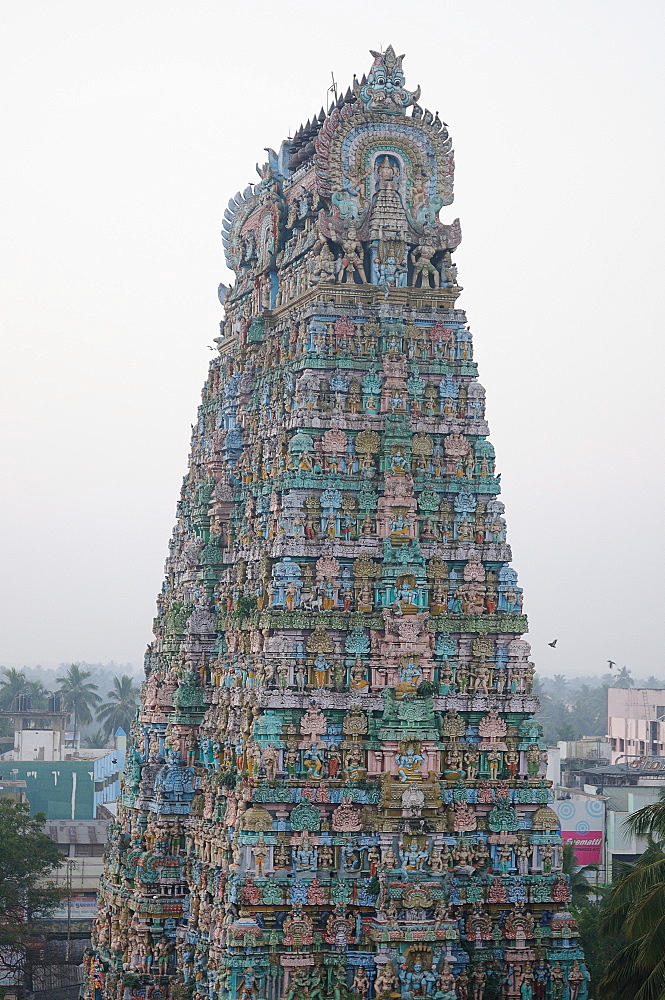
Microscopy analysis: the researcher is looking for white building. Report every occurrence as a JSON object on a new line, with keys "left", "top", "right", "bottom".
{"left": 608, "top": 687, "right": 665, "bottom": 762}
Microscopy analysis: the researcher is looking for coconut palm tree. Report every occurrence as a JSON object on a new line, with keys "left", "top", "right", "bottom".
{"left": 552, "top": 673, "right": 569, "bottom": 693}
{"left": 597, "top": 841, "right": 665, "bottom": 1000}
{"left": 96, "top": 674, "right": 140, "bottom": 738}
{"left": 627, "top": 788, "right": 665, "bottom": 842}
{"left": 0, "top": 668, "right": 30, "bottom": 709}
{"left": 81, "top": 729, "right": 110, "bottom": 749}
{"left": 577, "top": 892, "right": 625, "bottom": 997}
{"left": 56, "top": 664, "right": 101, "bottom": 742}
{"left": 25, "top": 679, "right": 51, "bottom": 709}
{"left": 562, "top": 842, "right": 599, "bottom": 911}
{"left": 596, "top": 789, "right": 665, "bottom": 1000}
{"left": 0, "top": 669, "right": 51, "bottom": 739}
{"left": 614, "top": 665, "right": 634, "bottom": 689}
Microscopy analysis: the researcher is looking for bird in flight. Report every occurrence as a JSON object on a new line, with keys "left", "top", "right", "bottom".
{"left": 548, "top": 639, "right": 558, "bottom": 648}
{"left": 608, "top": 660, "right": 616, "bottom": 669}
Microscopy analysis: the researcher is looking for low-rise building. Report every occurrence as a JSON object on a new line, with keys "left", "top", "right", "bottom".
{"left": 557, "top": 754, "right": 665, "bottom": 881}
{"left": 0, "top": 704, "right": 126, "bottom": 946}
{"left": 608, "top": 687, "right": 665, "bottom": 761}
{"left": 0, "top": 778, "right": 28, "bottom": 804}
{"left": 557, "top": 737, "right": 611, "bottom": 762}
{"left": 39, "top": 819, "right": 110, "bottom": 950}
{"left": 552, "top": 690, "right": 665, "bottom": 881}
{"left": 1, "top": 696, "right": 71, "bottom": 761}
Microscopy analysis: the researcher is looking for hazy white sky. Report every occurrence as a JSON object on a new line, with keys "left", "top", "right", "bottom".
{"left": 1, "top": 0, "right": 663, "bottom": 677}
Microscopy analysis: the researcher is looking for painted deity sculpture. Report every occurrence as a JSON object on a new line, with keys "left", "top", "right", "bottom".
{"left": 88, "top": 44, "right": 588, "bottom": 1000}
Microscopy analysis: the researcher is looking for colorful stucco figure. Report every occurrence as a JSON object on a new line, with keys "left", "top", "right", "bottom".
{"left": 86, "top": 46, "right": 589, "bottom": 1000}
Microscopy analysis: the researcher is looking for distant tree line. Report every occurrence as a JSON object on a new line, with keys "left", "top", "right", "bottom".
{"left": 534, "top": 666, "right": 664, "bottom": 744}
{"left": 0, "top": 663, "right": 141, "bottom": 746}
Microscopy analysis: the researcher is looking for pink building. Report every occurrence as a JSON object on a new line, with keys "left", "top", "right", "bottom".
{"left": 608, "top": 688, "right": 665, "bottom": 762}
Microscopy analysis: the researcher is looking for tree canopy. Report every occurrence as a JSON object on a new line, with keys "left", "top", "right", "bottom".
{"left": 596, "top": 790, "right": 665, "bottom": 1000}
{"left": 96, "top": 673, "right": 140, "bottom": 737}
{"left": 0, "top": 668, "right": 51, "bottom": 711}
{"left": 0, "top": 799, "right": 65, "bottom": 986}
{"left": 0, "top": 799, "right": 64, "bottom": 931}
{"left": 0, "top": 664, "right": 142, "bottom": 746}
{"left": 56, "top": 663, "right": 101, "bottom": 735}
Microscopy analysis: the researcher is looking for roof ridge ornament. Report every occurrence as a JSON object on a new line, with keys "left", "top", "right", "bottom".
{"left": 353, "top": 45, "right": 421, "bottom": 115}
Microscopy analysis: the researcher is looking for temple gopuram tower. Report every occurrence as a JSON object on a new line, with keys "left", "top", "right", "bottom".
{"left": 89, "top": 46, "right": 589, "bottom": 1000}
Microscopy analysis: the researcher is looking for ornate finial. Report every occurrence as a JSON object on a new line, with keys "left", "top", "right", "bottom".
{"left": 353, "top": 45, "right": 421, "bottom": 115}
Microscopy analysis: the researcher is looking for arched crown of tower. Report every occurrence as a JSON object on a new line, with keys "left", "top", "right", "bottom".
{"left": 220, "top": 44, "right": 458, "bottom": 293}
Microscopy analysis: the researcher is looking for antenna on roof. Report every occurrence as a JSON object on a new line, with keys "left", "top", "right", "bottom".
{"left": 328, "top": 72, "right": 338, "bottom": 108}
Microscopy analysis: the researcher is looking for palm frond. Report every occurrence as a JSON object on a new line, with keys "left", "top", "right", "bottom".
{"left": 627, "top": 796, "right": 665, "bottom": 841}
{"left": 626, "top": 887, "right": 665, "bottom": 940}
{"left": 607, "top": 850, "right": 665, "bottom": 902}
{"left": 598, "top": 939, "right": 647, "bottom": 1000}
{"left": 634, "top": 955, "right": 665, "bottom": 1000}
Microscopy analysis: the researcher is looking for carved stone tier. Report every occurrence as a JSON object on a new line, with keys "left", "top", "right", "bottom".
{"left": 87, "top": 43, "right": 587, "bottom": 1000}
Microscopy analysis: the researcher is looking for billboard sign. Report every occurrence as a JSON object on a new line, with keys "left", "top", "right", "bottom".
{"left": 51, "top": 894, "right": 98, "bottom": 920}
{"left": 553, "top": 798, "right": 605, "bottom": 865}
